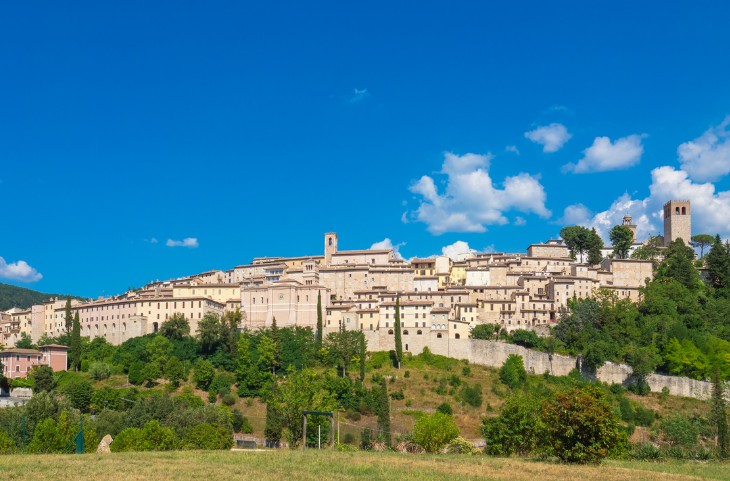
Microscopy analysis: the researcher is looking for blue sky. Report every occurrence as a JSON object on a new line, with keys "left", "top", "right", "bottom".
{"left": 2, "top": 1, "right": 730, "bottom": 297}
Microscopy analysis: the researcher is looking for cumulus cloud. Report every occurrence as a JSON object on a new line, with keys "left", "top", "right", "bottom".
{"left": 370, "top": 238, "right": 406, "bottom": 259}
{"left": 441, "top": 241, "right": 476, "bottom": 260}
{"left": 564, "top": 134, "right": 645, "bottom": 173}
{"left": 561, "top": 166, "right": 730, "bottom": 241}
{"left": 0, "top": 257, "right": 43, "bottom": 282}
{"left": 407, "top": 152, "right": 551, "bottom": 234}
{"left": 524, "top": 123, "right": 572, "bottom": 152}
{"left": 166, "top": 238, "right": 199, "bottom": 248}
{"left": 677, "top": 117, "right": 730, "bottom": 182}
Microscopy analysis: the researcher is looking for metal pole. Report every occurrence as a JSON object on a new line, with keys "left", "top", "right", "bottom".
{"left": 318, "top": 424, "right": 321, "bottom": 450}
{"left": 302, "top": 416, "right": 307, "bottom": 451}
{"left": 331, "top": 416, "right": 335, "bottom": 449}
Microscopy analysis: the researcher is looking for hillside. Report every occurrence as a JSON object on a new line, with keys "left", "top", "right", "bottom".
{"left": 0, "top": 282, "right": 84, "bottom": 311}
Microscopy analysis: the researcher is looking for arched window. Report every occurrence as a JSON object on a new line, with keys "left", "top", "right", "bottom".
{"left": 675, "top": 207, "right": 680, "bottom": 215}
{"left": 436, "top": 333, "right": 443, "bottom": 338}
{"left": 682, "top": 207, "right": 686, "bottom": 215}
{"left": 403, "top": 330, "right": 409, "bottom": 335}
{"left": 455, "top": 333, "right": 461, "bottom": 339}
{"left": 153, "top": 322, "right": 159, "bottom": 333}
{"left": 388, "top": 329, "right": 394, "bottom": 335}
{"left": 417, "top": 330, "right": 422, "bottom": 335}
{"left": 329, "top": 237, "right": 333, "bottom": 246}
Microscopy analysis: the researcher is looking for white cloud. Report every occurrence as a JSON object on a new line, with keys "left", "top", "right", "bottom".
{"left": 524, "top": 123, "right": 572, "bottom": 153}
{"left": 348, "top": 88, "right": 370, "bottom": 104}
{"left": 441, "top": 241, "right": 476, "bottom": 260}
{"left": 166, "top": 238, "right": 199, "bottom": 248}
{"left": 562, "top": 166, "right": 730, "bottom": 241}
{"left": 558, "top": 203, "right": 593, "bottom": 225}
{"left": 677, "top": 116, "right": 730, "bottom": 182}
{"left": 514, "top": 216, "right": 526, "bottom": 226}
{"left": 564, "top": 134, "right": 645, "bottom": 173}
{"left": 150, "top": 237, "right": 158, "bottom": 244}
{"left": 370, "top": 238, "right": 406, "bottom": 260}
{"left": 0, "top": 257, "right": 43, "bottom": 282}
{"left": 505, "top": 145, "right": 520, "bottom": 155}
{"left": 408, "top": 152, "right": 551, "bottom": 234}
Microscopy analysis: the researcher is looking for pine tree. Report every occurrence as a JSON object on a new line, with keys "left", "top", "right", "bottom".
{"left": 315, "top": 291, "right": 323, "bottom": 351}
{"left": 64, "top": 297, "right": 73, "bottom": 336}
{"left": 706, "top": 235, "right": 730, "bottom": 289}
{"left": 70, "top": 312, "right": 81, "bottom": 371}
{"left": 394, "top": 293, "right": 403, "bottom": 369}
{"left": 359, "top": 331, "right": 366, "bottom": 382}
{"left": 711, "top": 370, "right": 729, "bottom": 459}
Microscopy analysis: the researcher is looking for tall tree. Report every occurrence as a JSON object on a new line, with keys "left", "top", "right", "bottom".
{"left": 69, "top": 312, "right": 81, "bottom": 371}
{"left": 64, "top": 297, "right": 73, "bottom": 335}
{"left": 220, "top": 308, "right": 241, "bottom": 354}
{"left": 691, "top": 234, "right": 715, "bottom": 259}
{"left": 711, "top": 369, "right": 729, "bottom": 458}
{"left": 657, "top": 239, "right": 699, "bottom": 289}
{"left": 609, "top": 225, "right": 634, "bottom": 259}
{"left": 706, "top": 235, "right": 730, "bottom": 290}
{"left": 394, "top": 294, "right": 403, "bottom": 368}
{"left": 560, "top": 226, "right": 591, "bottom": 261}
{"left": 359, "top": 331, "right": 366, "bottom": 382}
{"left": 631, "top": 235, "right": 663, "bottom": 268}
{"left": 315, "top": 291, "right": 323, "bottom": 351}
{"left": 587, "top": 228, "right": 605, "bottom": 265}
{"left": 159, "top": 313, "right": 190, "bottom": 340}
{"left": 196, "top": 312, "right": 221, "bottom": 355}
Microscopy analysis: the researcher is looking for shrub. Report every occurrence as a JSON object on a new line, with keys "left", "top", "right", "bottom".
{"left": 436, "top": 402, "right": 453, "bottom": 416}
{"left": 231, "top": 409, "right": 253, "bottom": 434}
{"left": 176, "top": 391, "right": 205, "bottom": 409}
{"left": 27, "top": 418, "right": 67, "bottom": 453}
{"left": 460, "top": 384, "right": 483, "bottom": 408}
{"left": 89, "top": 362, "right": 112, "bottom": 381}
{"left": 111, "top": 427, "right": 143, "bottom": 452}
{"left": 661, "top": 414, "right": 700, "bottom": 448}
{"left": 181, "top": 423, "right": 233, "bottom": 450}
{"left": 412, "top": 412, "right": 459, "bottom": 453}
{"left": 222, "top": 393, "right": 237, "bottom": 406}
{"left": 462, "top": 366, "right": 472, "bottom": 377}
{"left": 193, "top": 360, "right": 215, "bottom": 390}
{"left": 335, "top": 442, "right": 358, "bottom": 452}
{"left": 390, "top": 389, "right": 404, "bottom": 400}
{"left": 63, "top": 380, "right": 94, "bottom": 412}
{"left": 482, "top": 395, "right": 543, "bottom": 456}
{"left": 447, "top": 436, "right": 480, "bottom": 455}
{"left": 634, "top": 405, "right": 656, "bottom": 427}
{"left": 404, "top": 370, "right": 410, "bottom": 378}
{"left": 0, "top": 430, "right": 15, "bottom": 454}
{"left": 499, "top": 355, "right": 527, "bottom": 389}
{"left": 449, "top": 375, "right": 461, "bottom": 387}
{"left": 360, "top": 427, "right": 374, "bottom": 450}
{"left": 541, "top": 387, "right": 627, "bottom": 463}
{"left": 127, "top": 361, "right": 145, "bottom": 385}
{"left": 343, "top": 432, "right": 356, "bottom": 445}
{"left": 139, "top": 420, "right": 179, "bottom": 451}
{"left": 345, "top": 411, "right": 361, "bottom": 422}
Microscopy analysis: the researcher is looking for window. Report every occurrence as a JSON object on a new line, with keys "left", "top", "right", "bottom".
{"left": 417, "top": 330, "right": 422, "bottom": 335}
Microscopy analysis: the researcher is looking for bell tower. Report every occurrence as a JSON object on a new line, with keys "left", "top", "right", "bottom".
{"left": 324, "top": 232, "right": 338, "bottom": 266}
{"left": 663, "top": 200, "right": 691, "bottom": 247}
{"left": 622, "top": 214, "right": 637, "bottom": 244}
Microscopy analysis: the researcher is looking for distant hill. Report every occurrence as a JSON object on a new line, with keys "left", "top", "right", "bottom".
{"left": 0, "top": 283, "right": 86, "bottom": 311}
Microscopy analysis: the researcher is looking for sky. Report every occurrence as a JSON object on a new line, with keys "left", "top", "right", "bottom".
{"left": 2, "top": 1, "right": 730, "bottom": 298}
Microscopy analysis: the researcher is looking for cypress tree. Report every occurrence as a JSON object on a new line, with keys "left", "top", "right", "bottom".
{"left": 64, "top": 297, "right": 73, "bottom": 336}
{"left": 394, "top": 293, "right": 402, "bottom": 368}
{"left": 359, "top": 331, "right": 366, "bottom": 382}
{"left": 375, "top": 379, "right": 391, "bottom": 446}
{"left": 70, "top": 312, "right": 81, "bottom": 371}
{"left": 315, "top": 291, "right": 323, "bottom": 351}
{"left": 712, "top": 370, "right": 729, "bottom": 458}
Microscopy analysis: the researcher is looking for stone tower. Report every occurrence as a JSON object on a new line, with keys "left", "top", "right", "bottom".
{"left": 324, "top": 232, "right": 338, "bottom": 266}
{"left": 663, "top": 200, "right": 691, "bottom": 247}
{"left": 622, "top": 214, "right": 637, "bottom": 244}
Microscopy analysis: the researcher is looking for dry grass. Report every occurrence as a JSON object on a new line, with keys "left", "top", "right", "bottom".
{"left": 0, "top": 450, "right": 727, "bottom": 481}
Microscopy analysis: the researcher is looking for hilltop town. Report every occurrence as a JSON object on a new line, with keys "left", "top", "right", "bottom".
{"left": 1, "top": 200, "right": 692, "bottom": 371}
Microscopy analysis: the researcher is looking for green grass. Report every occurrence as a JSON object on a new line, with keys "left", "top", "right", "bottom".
{"left": 0, "top": 450, "right": 728, "bottom": 481}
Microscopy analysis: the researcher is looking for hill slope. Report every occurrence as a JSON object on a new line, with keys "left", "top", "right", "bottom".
{"left": 0, "top": 282, "right": 83, "bottom": 311}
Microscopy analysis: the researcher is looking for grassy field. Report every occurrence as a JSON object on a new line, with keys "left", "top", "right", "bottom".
{"left": 0, "top": 450, "right": 728, "bottom": 481}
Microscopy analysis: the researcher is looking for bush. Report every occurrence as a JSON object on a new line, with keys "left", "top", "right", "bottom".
{"left": 88, "top": 362, "right": 112, "bottom": 381}
{"left": 27, "top": 418, "right": 67, "bottom": 453}
{"left": 0, "top": 430, "right": 15, "bottom": 454}
{"left": 541, "top": 387, "right": 627, "bottom": 463}
{"left": 111, "top": 427, "right": 143, "bottom": 452}
{"left": 462, "top": 366, "right": 472, "bottom": 377}
{"left": 437, "top": 402, "right": 453, "bottom": 416}
{"left": 343, "top": 432, "right": 356, "bottom": 445}
{"left": 193, "top": 360, "right": 215, "bottom": 391}
{"left": 482, "top": 394, "right": 543, "bottom": 456}
{"left": 460, "top": 384, "right": 483, "bottom": 408}
{"left": 176, "top": 391, "right": 205, "bottom": 409}
{"left": 361, "top": 427, "right": 374, "bottom": 450}
{"left": 232, "top": 409, "right": 253, "bottom": 434}
{"left": 181, "top": 423, "right": 233, "bottom": 450}
{"left": 447, "top": 436, "right": 480, "bottom": 455}
{"left": 661, "top": 414, "right": 700, "bottom": 448}
{"left": 390, "top": 389, "right": 404, "bottom": 400}
{"left": 222, "top": 393, "right": 237, "bottom": 406}
{"left": 499, "top": 355, "right": 527, "bottom": 389}
{"left": 335, "top": 441, "right": 359, "bottom": 452}
{"left": 412, "top": 412, "right": 459, "bottom": 453}
{"left": 63, "top": 380, "right": 94, "bottom": 412}
{"left": 127, "top": 361, "right": 145, "bottom": 385}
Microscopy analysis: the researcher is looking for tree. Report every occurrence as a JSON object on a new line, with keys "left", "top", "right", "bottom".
{"left": 560, "top": 226, "right": 591, "bottom": 261}
{"left": 315, "top": 291, "right": 323, "bottom": 351}
{"left": 325, "top": 330, "right": 360, "bottom": 377}
{"left": 587, "top": 228, "right": 605, "bottom": 265}
{"left": 412, "top": 412, "right": 459, "bottom": 453}
{"left": 69, "top": 312, "right": 81, "bottom": 371}
{"left": 197, "top": 313, "right": 221, "bottom": 354}
{"left": 263, "top": 369, "right": 337, "bottom": 447}
{"left": 146, "top": 335, "right": 173, "bottom": 371}
{"left": 159, "top": 313, "right": 190, "bottom": 340}
{"left": 127, "top": 360, "right": 145, "bottom": 385}
{"left": 541, "top": 387, "right": 626, "bottom": 463}
{"left": 657, "top": 239, "right": 699, "bottom": 289}
{"left": 631, "top": 235, "right": 663, "bottom": 267}
{"left": 236, "top": 335, "right": 257, "bottom": 397}
{"left": 358, "top": 331, "right": 366, "bottom": 382}
{"left": 394, "top": 293, "right": 402, "bottom": 368}
{"left": 257, "top": 335, "right": 278, "bottom": 377}
{"left": 181, "top": 423, "right": 233, "bottom": 450}
{"left": 691, "top": 234, "right": 715, "bottom": 259}
{"left": 610, "top": 225, "right": 634, "bottom": 259}
{"left": 264, "top": 402, "right": 284, "bottom": 447}
{"left": 193, "top": 359, "right": 215, "bottom": 390}
{"left": 142, "top": 362, "right": 161, "bottom": 386}
{"left": 711, "top": 369, "right": 729, "bottom": 458}
{"left": 471, "top": 323, "right": 500, "bottom": 340}
{"left": 64, "top": 297, "right": 73, "bottom": 335}
{"left": 32, "top": 365, "right": 56, "bottom": 393}
{"left": 706, "top": 235, "right": 730, "bottom": 290}
{"left": 374, "top": 379, "right": 391, "bottom": 445}
{"left": 63, "top": 379, "right": 93, "bottom": 412}
{"left": 15, "top": 332, "right": 33, "bottom": 349}
{"left": 219, "top": 308, "right": 241, "bottom": 354}
{"left": 164, "top": 356, "right": 186, "bottom": 387}
{"left": 499, "top": 354, "right": 527, "bottom": 389}
{"left": 482, "top": 394, "right": 544, "bottom": 455}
